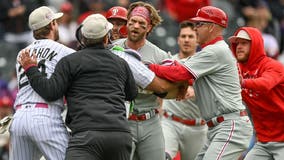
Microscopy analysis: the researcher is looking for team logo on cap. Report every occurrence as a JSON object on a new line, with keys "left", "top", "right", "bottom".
{"left": 112, "top": 8, "right": 118, "bottom": 16}
{"left": 46, "top": 12, "right": 53, "bottom": 20}
{"left": 204, "top": 9, "right": 213, "bottom": 17}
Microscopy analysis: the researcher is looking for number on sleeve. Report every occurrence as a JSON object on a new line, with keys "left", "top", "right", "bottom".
{"left": 18, "top": 66, "right": 29, "bottom": 89}
{"left": 18, "top": 59, "right": 47, "bottom": 89}
{"left": 38, "top": 59, "right": 47, "bottom": 77}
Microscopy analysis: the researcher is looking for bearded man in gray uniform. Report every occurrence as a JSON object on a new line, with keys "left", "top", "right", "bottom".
{"left": 149, "top": 6, "right": 253, "bottom": 160}
{"left": 114, "top": 1, "right": 171, "bottom": 160}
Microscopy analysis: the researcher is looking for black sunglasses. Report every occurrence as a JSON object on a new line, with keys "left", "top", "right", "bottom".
{"left": 194, "top": 22, "right": 212, "bottom": 28}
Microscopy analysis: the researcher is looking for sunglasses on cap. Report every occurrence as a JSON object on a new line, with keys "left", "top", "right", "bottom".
{"left": 194, "top": 22, "right": 212, "bottom": 28}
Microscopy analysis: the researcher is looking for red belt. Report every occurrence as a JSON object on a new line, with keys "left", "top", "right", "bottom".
{"left": 128, "top": 109, "right": 159, "bottom": 121}
{"left": 164, "top": 111, "right": 206, "bottom": 126}
{"left": 16, "top": 103, "right": 48, "bottom": 110}
{"left": 206, "top": 110, "right": 248, "bottom": 128}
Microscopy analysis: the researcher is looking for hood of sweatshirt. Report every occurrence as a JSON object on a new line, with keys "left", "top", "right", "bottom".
{"left": 230, "top": 27, "right": 266, "bottom": 72}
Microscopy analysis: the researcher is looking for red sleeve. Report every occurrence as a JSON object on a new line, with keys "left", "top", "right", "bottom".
{"left": 149, "top": 64, "right": 193, "bottom": 82}
{"left": 241, "top": 61, "right": 284, "bottom": 92}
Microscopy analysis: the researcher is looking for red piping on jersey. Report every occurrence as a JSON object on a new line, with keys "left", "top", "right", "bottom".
{"left": 216, "top": 120, "right": 235, "bottom": 160}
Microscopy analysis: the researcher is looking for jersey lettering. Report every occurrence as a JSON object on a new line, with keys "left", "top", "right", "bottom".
{"left": 34, "top": 48, "right": 58, "bottom": 61}
{"left": 18, "top": 47, "right": 58, "bottom": 90}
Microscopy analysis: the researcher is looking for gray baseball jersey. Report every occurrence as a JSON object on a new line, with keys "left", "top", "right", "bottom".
{"left": 183, "top": 40, "right": 245, "bottom": 120}
{"left": 110, "top": 46, "right": 155, "bottom": 89}
{"left": 162, "top": 54, "right": 207, "bottom": 160}
{"left": 115, "top": 39, "right": 170, "bottom": 112}
{"left": 181, "top": 40, "right": 252, "bottom": 160}
{"left": 115, "top": 38, "right": 170, "bottom": 160}
{"left": 10, "top": 39, "right": 75, "bottom": 160}
{"left": 163, "top": 54, "right": 202, "bottom": 119}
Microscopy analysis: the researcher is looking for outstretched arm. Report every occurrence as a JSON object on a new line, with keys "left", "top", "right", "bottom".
{"left": 149, "top": 62, "right": 194, "bottom": 82}
{"left": 145, "top": 76, "right": 188, "bottom": 99}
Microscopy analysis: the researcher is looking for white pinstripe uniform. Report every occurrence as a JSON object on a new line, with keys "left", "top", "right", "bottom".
{"left": 110, "top": 45, "right": 155, "bottom": 116}
{"left": 10, "top": 39, "right": 75, "bottom": 160}
{"left": 110, "top": 46, "right": 155, "bottom": 89}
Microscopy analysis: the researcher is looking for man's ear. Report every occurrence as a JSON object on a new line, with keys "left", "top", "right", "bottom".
{"left": 209, "top": 23, "right": 218, "bottom": 33}
{"left": 50, "top": 20, "right": 56, "bottom": 30}
{"left": 147, "top": 24, "right": 152, "bottom": 33}
{"left": 103, "top": 35, "right": 109, "bottom": 44}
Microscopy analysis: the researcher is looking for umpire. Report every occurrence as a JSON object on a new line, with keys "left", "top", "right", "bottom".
{"left": 18, "top": 14, "right": 138, "bottom": 160}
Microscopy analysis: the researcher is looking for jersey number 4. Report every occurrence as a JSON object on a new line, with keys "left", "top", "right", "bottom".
{"left": 18, "top": 59, "right": 47, "bottom": 89}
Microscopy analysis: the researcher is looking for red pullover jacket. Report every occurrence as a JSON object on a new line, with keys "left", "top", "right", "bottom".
{"left": 230, "top": 27, "right": 284, "bottom": 142}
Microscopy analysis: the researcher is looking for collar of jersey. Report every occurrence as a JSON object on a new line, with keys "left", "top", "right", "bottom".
{"left": 201, "top": 36, "right": 223, "bottom": 48}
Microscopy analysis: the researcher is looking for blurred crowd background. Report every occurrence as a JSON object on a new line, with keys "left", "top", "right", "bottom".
{"left": 0, "top": 0, "right": 283, "bottom": 159}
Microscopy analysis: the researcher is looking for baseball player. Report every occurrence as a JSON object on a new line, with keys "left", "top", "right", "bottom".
{"left": 9, "top": 6, "right": 75, "bottom": 160}
{"left": 109, "top": 45, "right": 182, "bottom": 95}
{"left": 106, "top": 6, "right": 128, "bottom": 41}
{"left": 74, "top": 20, "right": 183, "bottom": 99}
{"left": 161, "top": 21, "right": 207, "bottom": 160}
{"left": 149, "top": 6, "right": 253, "bottom": 160}
{"left": 105, "top": 6, "right": 185, "bottom": 99}
{"left": 114, "top": 2, "right": 171, "bottom": 160}
{"left": 229, "top": 27, "right": 284, "bottom": 160}
{"left": 18, "top": 14, "right": 138, "bottom": 160}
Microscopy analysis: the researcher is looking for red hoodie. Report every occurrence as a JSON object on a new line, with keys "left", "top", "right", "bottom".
{"left": 230, "top": 27, "right": 284, "bottom": 142}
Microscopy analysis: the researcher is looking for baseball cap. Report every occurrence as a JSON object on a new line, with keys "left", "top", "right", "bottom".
{"left": 81, "top": 14, "right": 113, "bottom": 39}
{"left": 228, "top": 30, "right": 251, "bottom": 43}
{"left": 189, "top": 6, "right": 228, "bottom": 28}
{"left": 60, "top": 2, "right": 73, "bottom": 13}
{"left": 29, "top": 6, "right": 63, "bottom": 31}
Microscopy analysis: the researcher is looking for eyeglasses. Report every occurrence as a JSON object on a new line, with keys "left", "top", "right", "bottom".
{"left": 194, "top": 22, "right": 212, "bottom": 28}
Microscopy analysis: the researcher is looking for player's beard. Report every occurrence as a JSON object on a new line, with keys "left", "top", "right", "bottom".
{"left": 180, "top": 44, "right": 194, "bottom": 56}
{"left": 128, "top": 30, "right": 146, "bottom": 43}
{"left": 236, "top": 50, "right": 249, "bottom": 63}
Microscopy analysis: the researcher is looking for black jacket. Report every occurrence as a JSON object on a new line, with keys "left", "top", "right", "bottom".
{"left": 26, "top": 44, "right": 138, "bottom": 134}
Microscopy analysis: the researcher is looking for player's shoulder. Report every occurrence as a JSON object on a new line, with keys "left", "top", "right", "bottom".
{"left": 203, "top": 40, "right": 230, "bottom": 55}
{"left": 109, "top": 44, "right": 125, "bottom": 52}
{"left": 144, "top": 40, "right": 167, "bottom": 55}
{"left": 43, "top": 39, "right": 75, "bottom": 59}
{"left": 113, "top": 38, "right": 127, "bottom": 47}
{"left": 41, "top": 39, "right": 75, "bottom": 51}
{"left": 52, "top": 41, "right": 76, "bottom": 53}
{"left": 266, "top": 57, "right": 284, "bottom": 70}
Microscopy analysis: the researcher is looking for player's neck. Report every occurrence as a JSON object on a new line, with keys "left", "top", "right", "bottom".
{"left": 126, "top": 39, "right": 146, "bottom": 51}
{"left": 45, "top": 33, "right": 55, "bottom": 41}
{"left": 179, "top": 52, "right": 194, "bottom": 59}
